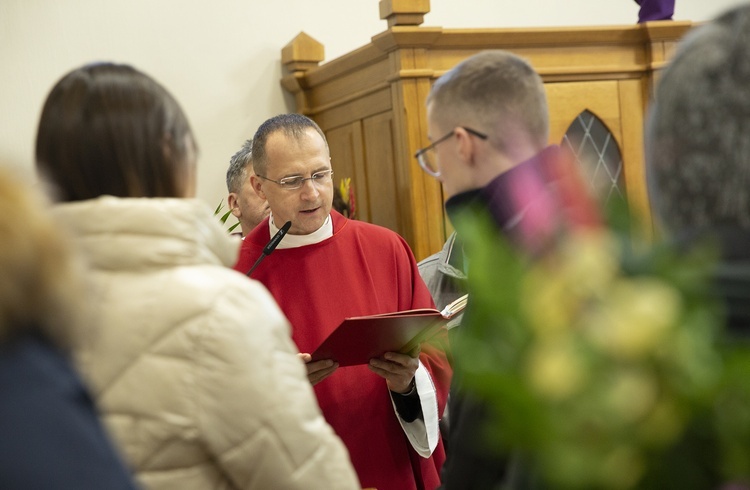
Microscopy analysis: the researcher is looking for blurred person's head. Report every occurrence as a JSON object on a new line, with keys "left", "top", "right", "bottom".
{"left": 0, "top": 165, "right": 83, "bottom": 346}
{"left": 250, "top": 114, "right": 333, "bottom": 235}
{"left": 646, "top": 5, "right": 750, "bottom": 234}
{"left": 35, "top": 62, "right": 197, "bottom": 202}
{"left": 424, "top": 50, "right": 549, "bottom": 199}
{"left": 226, "top": 139, "right": 271, "bottom": 236}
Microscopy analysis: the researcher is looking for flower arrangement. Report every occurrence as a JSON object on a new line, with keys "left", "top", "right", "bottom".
{"left": 334, "top": 177, "right": 356, "bottom": 219}
{"left": 453, "top": 209, "right": 750, "bottom": 489}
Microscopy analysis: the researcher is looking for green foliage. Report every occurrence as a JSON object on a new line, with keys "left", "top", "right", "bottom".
{"left": 214, "top": 199, "right": 240, "bottom": 233}
{"left": 453, "top": 208, "right": 750, "bottom": 489}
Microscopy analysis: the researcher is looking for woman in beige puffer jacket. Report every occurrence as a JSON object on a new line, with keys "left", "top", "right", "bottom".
{"left": 35, "top": 62, "right": 359, "bottom": 490}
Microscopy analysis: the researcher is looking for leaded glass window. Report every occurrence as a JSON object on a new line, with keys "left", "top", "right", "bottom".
{"left": 562, "top": 110, "right": 625, "bottom": 205}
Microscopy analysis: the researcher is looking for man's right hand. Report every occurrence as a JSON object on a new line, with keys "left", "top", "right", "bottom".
{"left": 298, "top": 353, "right": 338, "bottom": 385}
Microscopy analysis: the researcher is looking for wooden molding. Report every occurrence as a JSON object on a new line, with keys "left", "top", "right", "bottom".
{"left": 641, "top": 19, "right": 695, "bottom": 41}
{"left": 370, "top": 22, "right": 694, "bottom": 52}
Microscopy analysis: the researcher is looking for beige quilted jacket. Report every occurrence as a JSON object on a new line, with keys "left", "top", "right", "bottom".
{"left": 54, "top": 196, "right": 359, "bottom": 490}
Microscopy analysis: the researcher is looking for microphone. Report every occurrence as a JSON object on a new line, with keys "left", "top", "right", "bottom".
{"left": 246, "top": 220, "right": 292, "bottom": 277}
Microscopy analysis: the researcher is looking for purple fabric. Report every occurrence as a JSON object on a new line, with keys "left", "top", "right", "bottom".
{"left": 634, "top": 0, "right": 675, "bottom": 22}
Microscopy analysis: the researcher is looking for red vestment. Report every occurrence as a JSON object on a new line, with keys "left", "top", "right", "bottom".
{"left": 235, "top": 211, "right": 451, "bottom": 490}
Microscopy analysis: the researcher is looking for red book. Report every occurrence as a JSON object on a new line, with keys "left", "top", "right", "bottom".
{"left": 311, "top": 295, "right": 467, "bottom": 367}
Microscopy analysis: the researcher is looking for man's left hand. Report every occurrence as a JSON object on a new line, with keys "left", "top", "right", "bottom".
{"left": 368, "top": 351, "right": 419, "bottom": 394}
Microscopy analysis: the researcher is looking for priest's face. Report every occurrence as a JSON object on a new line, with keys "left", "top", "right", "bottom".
{"left": 251, "top": 127, "right": 333, "bottom": 235}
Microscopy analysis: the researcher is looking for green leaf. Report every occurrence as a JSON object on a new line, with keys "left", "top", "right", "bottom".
{"left": 214, "top": 199, "right": 241, "bottom": 234}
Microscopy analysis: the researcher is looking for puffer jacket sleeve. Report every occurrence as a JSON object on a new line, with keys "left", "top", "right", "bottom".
{"left": 191, "top": 274, "right": 360, "bottom": 490}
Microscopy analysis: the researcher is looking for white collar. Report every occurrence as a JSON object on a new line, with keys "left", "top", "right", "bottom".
{"left": 269, "top": 213, "right": 333, "bottom": 249}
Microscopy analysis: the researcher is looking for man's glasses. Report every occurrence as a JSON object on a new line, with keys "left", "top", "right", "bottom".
{"left": 414, "top": 127, "right": 488, "bottom": 177}
{"left": 258, "top": 169, "right": 334, "bottom": 190}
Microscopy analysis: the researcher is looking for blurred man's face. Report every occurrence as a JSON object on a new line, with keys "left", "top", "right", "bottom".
{"left": 229, "top": 166, "right": 270, "bottom": 236}
{"left": 427, "top": 104, "right": 465, "bottom": 200}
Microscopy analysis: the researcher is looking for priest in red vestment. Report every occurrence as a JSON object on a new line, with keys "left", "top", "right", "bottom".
{"left": 234, "top": 114, "right": 452, "bottom": 490}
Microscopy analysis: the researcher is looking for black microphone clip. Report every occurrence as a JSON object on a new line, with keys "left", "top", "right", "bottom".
{"left": 246, "top": 221, "right": 292, "bottom": 277}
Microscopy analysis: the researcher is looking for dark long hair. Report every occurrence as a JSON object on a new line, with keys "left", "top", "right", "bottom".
{"left": 35, "top": 62, "right": 195, "bottom": 201}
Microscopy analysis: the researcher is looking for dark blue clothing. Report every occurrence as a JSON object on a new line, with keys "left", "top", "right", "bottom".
{"left": 0, "top": 333, "right": 138, "bottom": 490}
{"left": 677, "top": 226, "right": 750, "bottom": 337}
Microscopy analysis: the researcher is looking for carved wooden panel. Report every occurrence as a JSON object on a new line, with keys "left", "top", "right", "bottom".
{"left": 282, "top": 19, "right": 692, "bottom": 259}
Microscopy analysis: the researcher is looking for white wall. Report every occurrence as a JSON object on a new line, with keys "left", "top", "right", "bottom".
{"left": 0, "top": 0, "right": 744, "bottom": 208}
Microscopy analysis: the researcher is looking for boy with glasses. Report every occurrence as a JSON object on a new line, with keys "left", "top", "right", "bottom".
{"left": 421, "top": 50, "right": 598, "bottom": 489}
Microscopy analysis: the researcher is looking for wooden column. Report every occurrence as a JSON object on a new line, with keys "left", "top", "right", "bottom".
{"left": 281, "top": 32, "right": 325, "bottom": 115}
{"left": 379, "top": 0, "right": 430, "bottom": 27}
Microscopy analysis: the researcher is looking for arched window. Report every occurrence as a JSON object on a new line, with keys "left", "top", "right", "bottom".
{"left": 561, "top": 110, "right": 625, "bottom": 205}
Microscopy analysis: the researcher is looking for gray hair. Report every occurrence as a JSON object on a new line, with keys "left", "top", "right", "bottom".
{"left": 646, "top": 5, "right": 750, "bottom": 232}
{"left": 226, "top": 139, "right": 253, "bottom": 193}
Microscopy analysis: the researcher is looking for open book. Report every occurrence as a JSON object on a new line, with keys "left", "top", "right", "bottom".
{"left": 310, "top": 294, "right": 468, "bottom": 367}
